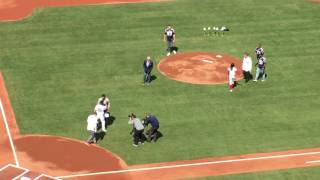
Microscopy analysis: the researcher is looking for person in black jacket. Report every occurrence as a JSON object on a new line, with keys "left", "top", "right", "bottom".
{"left": 143, "top": 113, "right": 160, "bottom": 142}
{"left": 143, "top": 56, "right": 154, "bottom": 85}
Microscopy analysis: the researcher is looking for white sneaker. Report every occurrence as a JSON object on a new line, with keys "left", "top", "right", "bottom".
{"left": 229, "top": 89, "right": 233, "bottom": 92}
{"left": 102, "top": 129, "right": 107, "bottom": 132}
{"left": 132, "top": 144, "right": 138, "bottom": 147}
{"left": 261, "top": 79, "right": 265, "bottom": 82}
{"left": 167, "top": 52, "right": 171, "bottom": 56}
{"left": 253, "top": 79, "right": 257, "bottom": 82}
{"left": 173, "top": 50, "right": 177, "bottom": 54}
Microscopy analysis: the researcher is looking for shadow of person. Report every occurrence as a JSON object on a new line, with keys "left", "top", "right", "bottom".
{"left": 155, "top": 131, "right": 163, "bottom": 142}
{"left": 96, "top": 131, "right": 106, "bottom": 142}
{"left": 106, "top": 115, "right": 116, "bottom": 126}
{"left": 172, "top": 46, "right": 179, "bottom": 53}
{"left": 150, "top": 75, "right": 157, "bottom": 82}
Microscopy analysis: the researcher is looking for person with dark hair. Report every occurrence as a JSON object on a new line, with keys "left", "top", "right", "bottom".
{"left": 227, "top": 63, "right": 237, "bottom": 92}
{"left": 242, "top": 52, "right": 253, "bottom": 83}
{"left": 255, "top": 43, "right": 264, "bottom": 60}
{"left": 86, "top": 112, "right": 99, "bottom": 144}
{"left": 143, "top": 56, "right": 154, "bottom": 85}
{"left": 164, "top": 25, "right": 176, "bottom": 56}
{"left": 128, "top": 113, "right": 145, "bottom": 147}
{"left": 143, "top": 113, "right": 160, "bottom": 142}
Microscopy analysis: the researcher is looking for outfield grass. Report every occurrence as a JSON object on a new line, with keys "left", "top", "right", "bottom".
{"left": 1, "top": 0, "right": 320, "bottom": 179}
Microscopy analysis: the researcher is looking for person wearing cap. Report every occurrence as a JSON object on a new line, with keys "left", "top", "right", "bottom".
{"left": 128, "top": 113, "right": 145, "bottom": 147}
{"left": 143, "top": 113, "right": 160, "bottom": 142}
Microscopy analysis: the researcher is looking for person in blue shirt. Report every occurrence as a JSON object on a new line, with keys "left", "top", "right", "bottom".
{"left": 143, "top": 113, "right": 160, "bottom": 142}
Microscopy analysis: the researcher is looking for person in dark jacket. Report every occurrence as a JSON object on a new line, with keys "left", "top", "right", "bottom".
{"left": 143, "top": 113, "right": 160, "bottom": 142}
{"left": 143, "top": 56, "right": 154, "bottom": 85}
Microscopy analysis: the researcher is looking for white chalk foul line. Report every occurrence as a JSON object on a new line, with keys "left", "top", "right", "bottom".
{"left": 57, "top": 151, "right": 320, "bottom": 179}
{"left": 34, "top": 174, "right": 61, "bottom": 180}
{"left": 0, "top": 99, "right": 20, "bottom": 167}
{"left": 306, "top": 160, "right": 320, "bottom": 164}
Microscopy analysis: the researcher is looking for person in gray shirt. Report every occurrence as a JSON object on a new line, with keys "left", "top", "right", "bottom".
{"left": 128, "top": 113, "right": 145, "bottom": 147}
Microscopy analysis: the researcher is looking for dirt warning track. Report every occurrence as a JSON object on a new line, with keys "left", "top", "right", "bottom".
{"left": 0, "top": 0, "right": 165, "bottom": 22}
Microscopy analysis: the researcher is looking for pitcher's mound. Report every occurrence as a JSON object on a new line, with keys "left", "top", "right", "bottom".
{"left": 158, "top": 52, "right": 243, "bottom": 85}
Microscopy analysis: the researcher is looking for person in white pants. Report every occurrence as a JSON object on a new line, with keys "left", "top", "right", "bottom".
{"left": 94, "top": 101, "right": 107, "bottom": 132}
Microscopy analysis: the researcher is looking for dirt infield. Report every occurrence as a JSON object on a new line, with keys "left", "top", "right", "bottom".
{"left": 158, "top": 52, "right": 243, "bottom": 85}
{"left": 312, "top": 0, "right": 320, "bottom": 3}
{"left": 0, "top": 0, "right": 165, "bottom": 22}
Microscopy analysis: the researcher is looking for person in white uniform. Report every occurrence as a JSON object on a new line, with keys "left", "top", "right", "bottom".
{"left": 94, "top": 101, "right": 107, "bottom": 132}
{"left": 227, "top": 63, "right": 237, "bottom": 92}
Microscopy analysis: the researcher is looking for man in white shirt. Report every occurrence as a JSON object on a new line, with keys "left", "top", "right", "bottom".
{"left": 128, "top": 113, "right": 145, "bottom": 147}
{"left": 94, "top": 101, "right": 107, "bottom": 132}
{"left": 86, "top": 112, "right": 98, "bottom": 144}
{"left": 242, "top": 52, "right": 253, "bottom": 83}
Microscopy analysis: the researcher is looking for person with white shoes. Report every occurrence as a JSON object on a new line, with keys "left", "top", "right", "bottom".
{"left": 227, "top": 63, "right": 237, "bottom": 92}
{"left": 94, "top": 100, "right": 107, "bottom": 132}
{"left": 254, "top": 57, "right": 267, "bottom": 82}
{"left": 164, "top": 25, "right": 176, "bottom": 56}
{"left": 128, "top": 113, "right": 145, "bottom": 147}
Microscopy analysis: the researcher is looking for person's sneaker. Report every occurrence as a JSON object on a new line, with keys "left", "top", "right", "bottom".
{"left": 132, "top": 144, "right": 138, "bottom": 147}
{"left": 253, "top": 79, "right": 258, "bottom": 82}
{"left": 261, "top": 79, "right": 265, "bottom": 82}
{"left": 173, "top": 50, "right": 177, "bottom": 54}
{"left": 167, "top": 52, "right": 171, "bottom": 56}
{"left": 230, "top": 89, "right": 233, "bottom": 92}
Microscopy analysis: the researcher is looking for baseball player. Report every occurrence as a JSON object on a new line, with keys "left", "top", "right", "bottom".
{"left": 86, "top": 112, "right": 99, "bottom": 144}
{"left": 128, "top": 113, "right": 145, "bottom": 147}
{"left": 242, "top": 52, "right": 253, "bottom": 83}
{"left": 227, "top": 63, "right": 237, "bottom": 92}
{"left": 254, "top": 57, "right": 267, "bottom": 81}
{"left": 97, "top": 94, "right": 110, "bottom": 111}
{"left": 143, "top": 56, "right": 154, "bottom": 85}
{"left": 255, "top": 43, "right": 264, "bottom": 60}
{"left": 164, "top": 25, "right": 176, "bottom": 56}
{"left": 143, "top": 113, "right": 160, "bottom": 142}
{"left": 94, "top": 101, "right": 107, "bottom": 132}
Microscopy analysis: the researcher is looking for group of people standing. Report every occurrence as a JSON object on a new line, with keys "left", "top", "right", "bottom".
{"left": 86, "top": 94, "right": 110, "bottom": 144}
{"left": 228, "top": 44, "right": 267, "bottom": 92}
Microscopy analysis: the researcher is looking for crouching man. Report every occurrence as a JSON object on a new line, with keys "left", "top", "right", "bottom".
{"left": 143, "top": 113, "right": 160, "bottom": 142}
{"left": 128, "top": 113, "right": 145, "bottom": 147}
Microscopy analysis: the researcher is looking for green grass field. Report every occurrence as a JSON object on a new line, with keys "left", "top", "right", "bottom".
{"left": 1, "top": 0, "right": 320, "bottom": 179}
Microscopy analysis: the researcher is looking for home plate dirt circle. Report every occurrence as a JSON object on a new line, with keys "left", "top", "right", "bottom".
{"left": 158, "top": 52, "right": 243, "bottom": 85}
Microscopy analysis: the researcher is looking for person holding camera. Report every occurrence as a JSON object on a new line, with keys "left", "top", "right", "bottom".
{"left": 143, "top": 113, "right": 160, "bottom": 142}
{"left": 128, "top": 113, "right": 145, "bottom": 147}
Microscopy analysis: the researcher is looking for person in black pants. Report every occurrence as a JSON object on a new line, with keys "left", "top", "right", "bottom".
{"left": 128, "top": 113, "right": 145, "bottom": 147}
{"left": 143, "top": 56, "right": 154, "bottom": 85}
{"left": 143, "top": 113, "right": 160, "bottom": 142}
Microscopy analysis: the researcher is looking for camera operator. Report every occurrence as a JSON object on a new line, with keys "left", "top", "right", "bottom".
{"left": 128, "top": 113, "right": 145, "bottom": 147}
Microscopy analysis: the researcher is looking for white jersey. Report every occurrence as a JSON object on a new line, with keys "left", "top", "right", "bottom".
{"left": 87, "top": 115, "right": 98, "bottom": 132}
{"left": 97, "top": 97, "right": 110, "bottom": 110}
{"left": 228, "top": 67, "right": 237, "bottom": 79}
{"left": 94, "top": 104, "right": 107, "bottom": 116}
{"left": 242, "top": 56, "right": 252, "bottom": 72}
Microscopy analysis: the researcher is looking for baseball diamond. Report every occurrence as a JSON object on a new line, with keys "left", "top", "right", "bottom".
{"left": 1, "top": 0, "right": 320, "bottom": 179}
